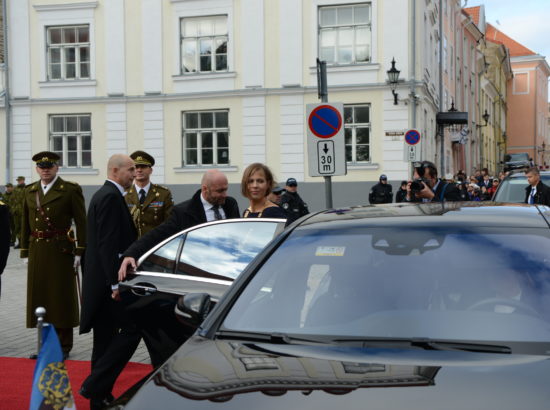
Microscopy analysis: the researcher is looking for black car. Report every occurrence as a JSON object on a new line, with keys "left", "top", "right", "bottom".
{"left": 115, "top": 203, "right": 550, "bottom": 409}
{"left": 502, "top": 152, "right": 531, "bottom": 172}
{"left": 493, "top": 170, "right": 550, "bottom": 202}
{"left": 118, "top": 218, "right": 286, "bottom": 365}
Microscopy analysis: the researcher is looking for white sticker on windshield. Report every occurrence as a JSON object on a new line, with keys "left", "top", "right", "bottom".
{"left": 315, "top": 246, "right": 345, "bottom": 256}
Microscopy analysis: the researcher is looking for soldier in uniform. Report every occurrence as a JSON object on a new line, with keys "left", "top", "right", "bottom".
{"left": 12, "top": 176, "right": 26, "bottom": 248}
{"left": 280, "top": 178, "right": 309, "bottom": 224}
{"left": 1, "top": 183, "right": 16, "bottom": 245}
{"left": 125, "top": 150, "right": 174, "bottom": 237}
{"left": 20, "top": 151, "right": 87, "bottom": 359}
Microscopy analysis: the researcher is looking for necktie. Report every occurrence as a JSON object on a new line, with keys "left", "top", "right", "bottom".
{"left": 529, "top": 188, "right": 535, "bottom": 204}
{"left": 212, "top": 205, "right": 222, "bottom": 220}
{"left": 139, "top": 188, "right": 146, "bottom": 205}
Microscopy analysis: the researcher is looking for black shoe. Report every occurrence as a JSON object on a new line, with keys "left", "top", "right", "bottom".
{"left": 80, "top": 388, "right": 114, "bottom": 410}
{"left": 29, "top": 353, "right": 37, "bottom": 359}
{"left": 14, "top": 244, "right": 20, "bottom": 249}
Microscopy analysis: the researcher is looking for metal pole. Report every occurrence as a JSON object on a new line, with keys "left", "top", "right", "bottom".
{"left": 317, "top": 59, "right": 333, "bottom": 209}
{"left": 3, "top": 0, "right": 12, "bottom": 183}
{"left": 439, "top": 0, "right": 444, "bottom": 173}
{"left": 32, "top": 306, "right": 46, "bottom": 359}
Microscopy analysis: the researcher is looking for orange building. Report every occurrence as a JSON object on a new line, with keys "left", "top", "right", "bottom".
{"left": 485, "top": 25, "right": 549, "bottom": 167}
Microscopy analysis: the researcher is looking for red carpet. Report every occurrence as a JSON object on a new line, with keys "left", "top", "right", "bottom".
{"left": 0, "top": 357, "right": 152, "bottom": 409}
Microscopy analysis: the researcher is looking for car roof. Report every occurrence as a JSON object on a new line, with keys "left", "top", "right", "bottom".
{"left": 505, "top": 170, "right": 550, "bottom": 178}
{"left": 295, "top": 202, "right": 550, "bottom": 230}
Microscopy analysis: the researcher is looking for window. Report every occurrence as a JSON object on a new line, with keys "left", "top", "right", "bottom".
{"left": 344, "top": 105, "right": 370, "bottom": 163}
{"left": 49, "top": 114, "right": 92, "bottom": 168}
{"left": 318, "top": 4, "right": 371, "bottom": 64}
{"left": 182, "top": 110, "right": 229, "bottom": 166}
{"left": 46, "top": 25, "right": 90, "bottom": 80}
{"left": 180, "top": 15, "right": 228, "bottom": 74}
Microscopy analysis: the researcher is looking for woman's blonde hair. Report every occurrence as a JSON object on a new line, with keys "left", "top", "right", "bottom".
{"left": 241, "top": 163, "right": 276, "bottom": 198}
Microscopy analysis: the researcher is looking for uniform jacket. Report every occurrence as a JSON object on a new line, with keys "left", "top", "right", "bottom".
{"left": 12, "top": 183, "right": 26, "bottom": 216}
{"left": 280, "top": 191, "right": 309, "bottom": 224}
{"left": 20, "top": 177, "right": 87, "bottom": 328}
{"left": 125, "top": 183, "right": 174, "bottom": 237}
{"left": 123, "top": 189, "right": 240, "bottom": 260}
{"left": 369, "top": 183, "right": 393, "bottom": 204}
{"left": 524, "top": 181, "right": 550, "bottom": 206}
{"left": 431, "top": 180, "right": 461, "bottom": 202}
{"left": 80, "top": 181, "right": 137, "bottom": 333}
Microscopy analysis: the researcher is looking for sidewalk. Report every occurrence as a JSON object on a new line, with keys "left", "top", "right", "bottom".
{"left": 0, "top": 247, "right": 149, "bottom": 364}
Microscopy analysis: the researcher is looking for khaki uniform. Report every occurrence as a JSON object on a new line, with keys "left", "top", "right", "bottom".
{"left": 125, "top": 184, "right": 174, "bottom": 237}
{"left": 12, "top": 183, "right": 26, "bottom": 244}
{"left": 20, "top": 178, "right": 87, "bottom": 329}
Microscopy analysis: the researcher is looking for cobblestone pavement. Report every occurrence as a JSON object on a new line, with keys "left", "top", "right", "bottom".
{"left": 0, "top": 247, "right": 150, "bottom": 364}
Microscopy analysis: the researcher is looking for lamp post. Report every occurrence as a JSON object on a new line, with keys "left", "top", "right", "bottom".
{"left": 387, "top": 58, "right": 400, "bottom": 105}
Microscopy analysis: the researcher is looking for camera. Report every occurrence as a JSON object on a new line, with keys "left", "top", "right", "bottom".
{"left": 410, "top": 179, "right": 425, "bottom": 192}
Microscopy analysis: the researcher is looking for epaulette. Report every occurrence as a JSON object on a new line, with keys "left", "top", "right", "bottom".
{"left": 154, "top": 184, "right": 170, "bottom": 191}
{"left": 0, "top": 200, "right": 5, "bottom": 206}
{"left": 65, "top": 180, "right": 79, "bottom": 185}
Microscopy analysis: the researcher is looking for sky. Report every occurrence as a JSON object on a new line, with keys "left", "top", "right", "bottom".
{"left": 469, "top": 0, "right": 550, "bottom": 63}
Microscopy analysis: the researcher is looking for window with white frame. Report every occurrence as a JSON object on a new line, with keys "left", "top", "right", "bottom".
{"left": 318, "top": 4, "right": 371, "bottom": 65}
{"left": 180, "top": 15, "right": 228, "bottom": 74}
{"left": 344, "top": 104, "right": 370, "bottom": 163}
{"left": 182, "top": 110, "right": 229, "bottom": 166}
{"left": 46, "top": 25, "right": 90, "bottom": 80}
{"left": 49, "top": 114, "right": 92, "bottom": 167}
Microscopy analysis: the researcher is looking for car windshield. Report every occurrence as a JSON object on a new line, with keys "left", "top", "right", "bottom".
{"left": 223, "top": 225, "right": 550, "bottom": 343}
{"left": 494, "top": 174, "right": 550, "bottom": 203}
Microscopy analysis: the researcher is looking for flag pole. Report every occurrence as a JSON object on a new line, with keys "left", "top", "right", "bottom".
{"left": 31, "top": 306, "right": 46, "bottom": 359}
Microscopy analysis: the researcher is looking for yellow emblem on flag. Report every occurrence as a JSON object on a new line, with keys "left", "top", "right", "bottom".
{"left": 38, "top": 362, "right": 74, "bottom": 409}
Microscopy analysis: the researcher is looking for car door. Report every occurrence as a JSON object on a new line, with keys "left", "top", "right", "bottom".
{"left": 119, "top": 218, "right": 285, "bottom": 364}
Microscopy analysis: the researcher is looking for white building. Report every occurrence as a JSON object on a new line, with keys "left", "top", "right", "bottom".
{"left": 1, "top": 0, "right": 458, "bottom": 207}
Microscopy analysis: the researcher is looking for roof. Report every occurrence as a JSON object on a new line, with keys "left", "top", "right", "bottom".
{"left": 485, "top": 24, "right": 536, "bottom": 56}
{"left": 299, "top": 202, "right": 549, "bottom": 230}
{"left": 463, "top": 6, "right": 480, "bottom": 25}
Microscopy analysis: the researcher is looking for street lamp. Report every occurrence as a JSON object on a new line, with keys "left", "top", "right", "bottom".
{"left": 482, "top": 109, "right": 490, "bottom": 126}
{"left": 387, "top": 58, "right": 400, "bottom": 105}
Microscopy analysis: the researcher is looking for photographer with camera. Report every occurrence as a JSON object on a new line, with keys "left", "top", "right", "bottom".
{"left": 404, "top": 161, "right": 461, "bottom": 202}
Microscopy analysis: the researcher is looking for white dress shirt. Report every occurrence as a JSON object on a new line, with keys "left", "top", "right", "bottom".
{"left": 41, "top": 175, "right": 59, "bottom": 196}
{"left": 200, "top": 194, "right": 226, "bottom": 221}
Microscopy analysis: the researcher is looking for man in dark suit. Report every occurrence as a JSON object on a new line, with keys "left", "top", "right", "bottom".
{"left": 118, "top": 169, "right": 240, "bottom": 279}
{"left": 0, "top": 200, "right": 10, "bottom": 298}
{"left": 524, "top": 167, "right": 550, "bottom": 206}
{"left": 79, "top": 154, "right": 137, "bottom": 409}
{"left": 404, "top": 161, "right": 461, "bottom": 202}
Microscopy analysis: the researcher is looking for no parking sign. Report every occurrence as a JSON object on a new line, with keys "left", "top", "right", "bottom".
{"left": 306, "top": 103, "right": 346, "bottom": 177}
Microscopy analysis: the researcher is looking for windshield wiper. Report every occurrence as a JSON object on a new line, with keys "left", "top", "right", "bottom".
{"left": 215, "top": 330, "right": 327, "bottom": 345}
{"left": 329, "top": 337, "right": 512, "bottom": 354}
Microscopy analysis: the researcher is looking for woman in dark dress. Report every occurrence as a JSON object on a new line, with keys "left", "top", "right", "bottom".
{"left": 241, "top": 163, "right": 287, "bottom": 219}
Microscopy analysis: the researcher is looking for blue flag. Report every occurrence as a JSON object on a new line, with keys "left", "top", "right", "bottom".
{"left": 29, "top": 324, "right": 76, "bottom": 409}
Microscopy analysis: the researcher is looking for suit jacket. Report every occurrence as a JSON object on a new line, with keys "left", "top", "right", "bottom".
{"left": 431, "top": 179, "right": 461, "bottom": 202}
{"left": 0, "top": 202, "right": 9, "bottom": 275}
{"left": 524, "top": 181, "right": 550, "bottom": 206}
{"left": 123, "top": 189, "right": 240, "bottom": 259}
{"left": 80, "top": 181, "right": 137, "bottom": 333}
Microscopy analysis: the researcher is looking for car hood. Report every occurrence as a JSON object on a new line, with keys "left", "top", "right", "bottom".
{"left": 123, "top": 336, "right": 550, "bottom": 409}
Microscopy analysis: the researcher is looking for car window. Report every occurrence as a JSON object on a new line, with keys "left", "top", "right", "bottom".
{"left": 494, "top": 174, "right": 550, "bottom": 203}
{"left": 224, "top": 226, "right": 550, "bottom": 343}
{"left": 139, "top": 235, "right": 183, "bottom": 273}
{"left": 176, "top": 221, "right": 280, "bottom": 280}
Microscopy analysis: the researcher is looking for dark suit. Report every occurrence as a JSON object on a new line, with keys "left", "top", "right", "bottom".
{"left": 124, "top": 189, "right": 240, "bottom": 259}
{"left": 431, "top": 179, "right": 461, "bottom": 202}
{"left": 80, "top": 181, "right": 137, "bottom": 362}
{"left": 524, "top": 181, "right": 550, "bottom": 206}
{"left": 0, "top": 202, "right": 10, "bottom": 298}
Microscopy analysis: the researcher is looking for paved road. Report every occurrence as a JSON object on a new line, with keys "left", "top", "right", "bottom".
{"left": 0, "top": 247, "right": 149, "bottom": 364}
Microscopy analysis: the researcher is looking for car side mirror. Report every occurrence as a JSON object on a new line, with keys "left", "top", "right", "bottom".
{"left": 175, "top": 293, "right": 212, "bottom": 327}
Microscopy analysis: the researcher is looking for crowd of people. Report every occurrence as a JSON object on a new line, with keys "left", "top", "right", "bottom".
{"left": 2, "top": 151, "right": 550, "bottom": 408}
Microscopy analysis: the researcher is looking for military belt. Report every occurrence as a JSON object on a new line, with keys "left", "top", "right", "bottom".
{"left": 31, "top": 229, "right": 67, "bottom": 239}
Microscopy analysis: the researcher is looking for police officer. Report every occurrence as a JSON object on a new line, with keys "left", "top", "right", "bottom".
{"left": 12, "top": 176, "right": 26, "bottom": 248}
{"left": 1, "top": 183, "right": 16, "bottom": 245}
{"left": 369, "top": 174, "right": 393, "bottom": 204}
{"left": 21, "top": 151, "right": 87, "bottom": 358}
{"left": 280, "top": 178, "right": 309, "bottom": 224}
{"left": 126, "top": 150, "right": 174, "bottom": 237}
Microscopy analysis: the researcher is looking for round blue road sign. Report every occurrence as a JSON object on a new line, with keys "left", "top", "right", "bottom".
{"left": 404, "top": 129, "right": 421, "bottom": 145}
{"left": 308, "top": 105, "right": 342, "bottom": 139}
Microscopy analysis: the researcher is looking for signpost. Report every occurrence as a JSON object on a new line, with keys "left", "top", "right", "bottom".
{"left": 306, "top": 103, "right": 346, "bottom": 177}
{"left": 403, "top": 129, "right": 421, "bottom": 162}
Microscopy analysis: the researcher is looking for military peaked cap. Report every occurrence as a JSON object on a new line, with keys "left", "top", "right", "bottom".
{"left": 32, "top": 151, "right": 60, "bottom": 168}
{"left": 130, "top": 150, "right": 155, "bottom": 167}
